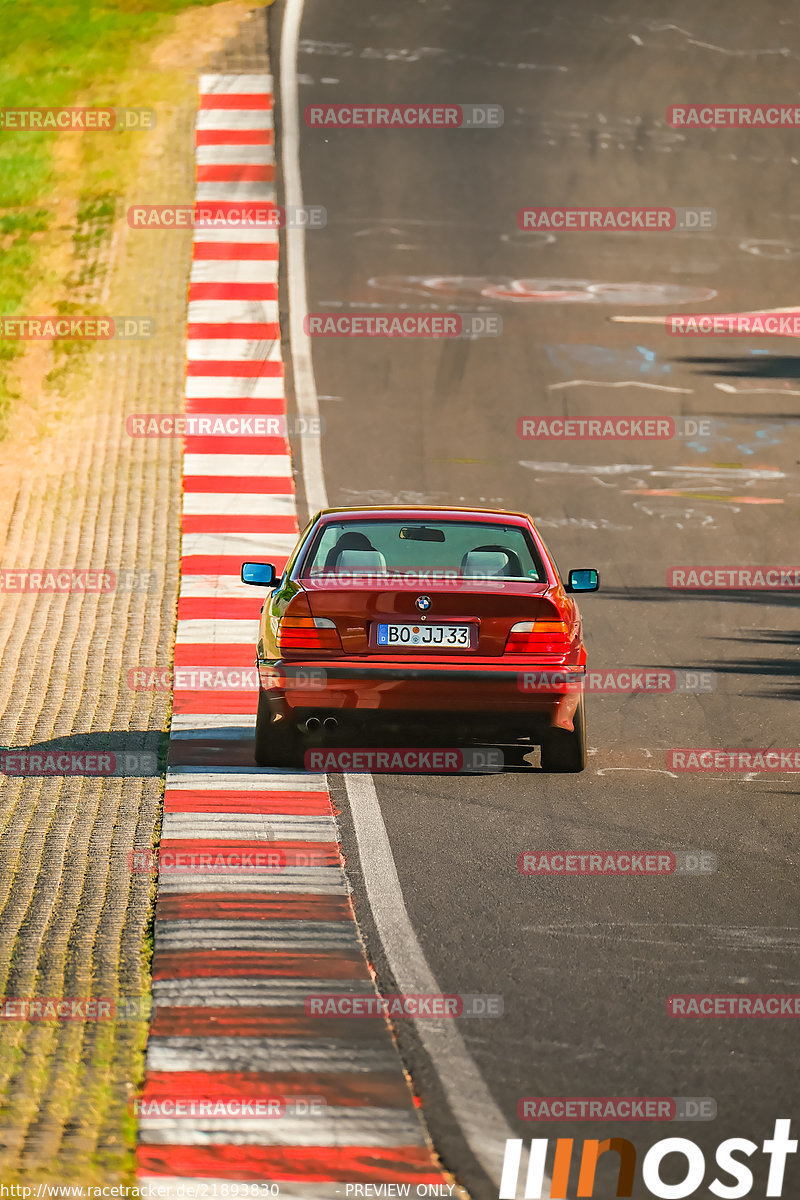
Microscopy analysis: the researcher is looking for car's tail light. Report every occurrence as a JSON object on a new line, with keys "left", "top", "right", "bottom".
{"left": 505, "top": 619, "right": 571, "bottom": 654}
{"left": 278, "top": 615, "right": 341, "bottom": 651}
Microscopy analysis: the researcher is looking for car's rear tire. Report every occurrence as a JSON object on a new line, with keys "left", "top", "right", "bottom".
{"left": 254, "top": 691, "right": 304, "bottom": 768}
{"left": 540, "top": 695, "right": 587, "bottom": 773}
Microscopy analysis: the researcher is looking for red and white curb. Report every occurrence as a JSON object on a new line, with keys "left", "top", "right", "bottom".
{"left": 136, "top": 73, "right": 454, "bottom": 1196}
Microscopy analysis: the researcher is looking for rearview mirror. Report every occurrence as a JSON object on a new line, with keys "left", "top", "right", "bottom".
{"left": 241, "top": 562, "right": 277, "bottom": 587}
{"left": 399, "top": 526, "right": 446, "bottom": 542}
{"left": 566, "top": 568, "right": 599, "bottom": 593}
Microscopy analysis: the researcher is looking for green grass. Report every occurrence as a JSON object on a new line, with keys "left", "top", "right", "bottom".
{"left": 0, "top": 0, "right": 239, "bottom": 433}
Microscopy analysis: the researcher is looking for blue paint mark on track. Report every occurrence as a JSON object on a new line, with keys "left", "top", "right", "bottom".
{"left": 544, "top": 343, "right": 671, "bottom": 377}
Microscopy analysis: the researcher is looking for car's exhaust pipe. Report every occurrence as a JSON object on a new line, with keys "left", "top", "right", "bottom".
{"left": 323, "top": 716, "right": 338, "bottom": 731}
{"left": 304, "top": 716, "right": 321, "bottom": 732}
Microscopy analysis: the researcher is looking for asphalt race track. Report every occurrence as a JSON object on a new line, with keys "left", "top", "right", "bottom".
{"left": 269, "top": 2, "right": 800, "bottom": 1197}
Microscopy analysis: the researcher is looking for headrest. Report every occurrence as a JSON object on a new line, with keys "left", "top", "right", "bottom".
{"left": 335, "top": 549, "right": 387, "bottom": 572}
{"left": 461, "top": 551, "right": 511, "bottom": 577}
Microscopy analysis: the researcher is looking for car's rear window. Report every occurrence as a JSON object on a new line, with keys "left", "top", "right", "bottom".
{"left": 299, "top": 519, "right": 546, "bottom": 581}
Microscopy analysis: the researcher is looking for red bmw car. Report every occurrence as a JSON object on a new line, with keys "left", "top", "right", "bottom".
{"left": 242, "top": 506, "right": 598, "bottom": 772}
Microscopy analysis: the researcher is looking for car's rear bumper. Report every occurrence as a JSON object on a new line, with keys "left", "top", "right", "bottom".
{"left": 257, "top": 656, "right": 585, "bottom": 731}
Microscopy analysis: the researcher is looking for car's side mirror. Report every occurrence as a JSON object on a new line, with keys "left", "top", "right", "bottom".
{"left": 241, "top": 561, "right": 277, "bottom": 587}
{"left": 566, "top": 568, "right": 599, "bottom": 593}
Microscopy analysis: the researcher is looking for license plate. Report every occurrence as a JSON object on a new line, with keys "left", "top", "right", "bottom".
{"left": 376, "top": 622, "right": 471, "bottom": 648}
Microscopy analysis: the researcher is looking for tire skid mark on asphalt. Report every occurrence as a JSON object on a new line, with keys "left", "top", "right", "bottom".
{"left": 136, "top": 72, "right": 455, "bottom": 1194}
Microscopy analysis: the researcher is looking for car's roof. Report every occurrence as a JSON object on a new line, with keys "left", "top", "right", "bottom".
{"left": 316, "top": 505, "right": 532, "bottom": 524}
